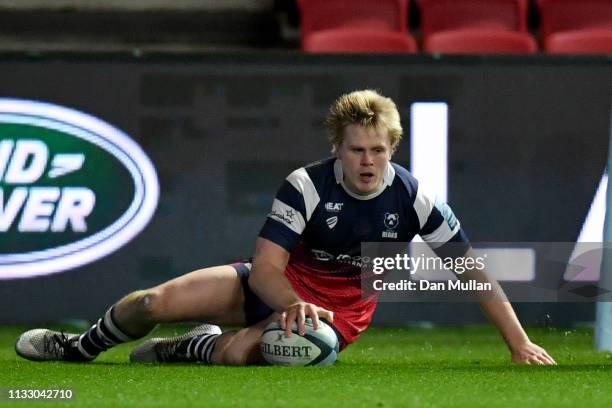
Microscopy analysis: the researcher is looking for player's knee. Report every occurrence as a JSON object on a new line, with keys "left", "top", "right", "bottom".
{"left": 122, "top": 288, "right": 167, "bottom": 322}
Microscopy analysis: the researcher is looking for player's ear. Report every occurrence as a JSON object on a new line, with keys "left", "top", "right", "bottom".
{"left": 333, "top": 143, "right": 341, "bottom": 158}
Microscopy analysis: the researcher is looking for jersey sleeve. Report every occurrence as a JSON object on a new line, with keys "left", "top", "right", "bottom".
{"left": 259, "top": 167, "right": 320, "bottom": 252}
{"left": 413, "top": 185, "right": 471, "bottom": 259}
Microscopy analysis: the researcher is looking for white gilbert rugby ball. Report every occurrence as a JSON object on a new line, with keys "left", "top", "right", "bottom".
{"left": 261, "top": 319, "right": 339, "bottom": 366}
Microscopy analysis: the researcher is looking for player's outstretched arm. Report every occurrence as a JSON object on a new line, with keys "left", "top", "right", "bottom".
{"left": 478, "top": 299, "right": 556, "bottom": 365}
{"left": 459, "top": 249, "right": 557, "bottom": 365}
{"left": 248, "top": 238, "right": 333, "bottom": 337}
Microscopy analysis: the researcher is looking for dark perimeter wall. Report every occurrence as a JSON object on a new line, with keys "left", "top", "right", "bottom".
{"left": 0, "top": 54, "right": 609, "bottom": 326}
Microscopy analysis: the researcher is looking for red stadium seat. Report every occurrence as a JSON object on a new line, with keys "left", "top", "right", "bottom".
{"left": 297, "top": 0, "right": 409, "bottom": 43}
{"left": 545, "top": 28, "right": 612, "bottom": 54}
{"left": 538, "top": 0, "right": 612, "bottom": 40}
{"left": 424, "top": 28, "right": 537, "bottom": 54}
{"left": 419, "top": 0, "right": 529, "bottom": 40}
{"left": 303, "top": 29, "right": 417, "bottom": 53}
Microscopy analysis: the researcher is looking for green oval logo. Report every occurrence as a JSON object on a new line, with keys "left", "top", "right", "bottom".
{"left": 0, "top": 99, "right": 159, "bottom": 279}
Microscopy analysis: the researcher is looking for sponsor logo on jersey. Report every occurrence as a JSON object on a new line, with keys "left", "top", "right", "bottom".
{"left": 326, "top": 216, "right": 338, "bottom": 229}
{"left": 325, "top": 202, "right": 344, "bottom": 212}
{"left": 311, "top": 249, "right": 335, "bottom": 261}
{"left": 0, "top": 99, "right": 159, "bottom": 279}
{"left": 270, "top": 208, "right": 297, "bottom": 225}
{"left": 311, "top": 249, "right": 371, "bottom": 268}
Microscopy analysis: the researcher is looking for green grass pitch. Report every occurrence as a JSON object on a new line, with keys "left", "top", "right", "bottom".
{"left": 1, "top": 325, "right": 612, "bottom": 407}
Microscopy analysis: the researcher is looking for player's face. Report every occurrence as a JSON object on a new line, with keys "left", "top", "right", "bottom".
{"left": 336, "top": 124, "right": 394, "bottom": 196}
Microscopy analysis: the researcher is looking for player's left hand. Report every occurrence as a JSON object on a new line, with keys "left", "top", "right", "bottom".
{"left": 510, "top": 340, "right": 556, "bottom": 365}
{"left": 279, "top": 301, "right": 334, "bottom": 337}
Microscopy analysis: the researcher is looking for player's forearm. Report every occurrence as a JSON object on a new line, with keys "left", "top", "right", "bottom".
{"left": 457, "top": 251, "right": 531, "bottom": 350}
{"left": 451, "top": 248, "right": 529, "bottom": 349}
{"left": 478, "top": 300, "right": 530, "bottom": 350}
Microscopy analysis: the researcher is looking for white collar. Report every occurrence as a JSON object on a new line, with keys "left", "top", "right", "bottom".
{"left": 333, "top": 158, "right": 395, "bottom": 200}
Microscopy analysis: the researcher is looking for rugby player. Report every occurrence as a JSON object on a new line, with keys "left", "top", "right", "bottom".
{"left": 15, "top": 90, "right": 556, "bottom": 366}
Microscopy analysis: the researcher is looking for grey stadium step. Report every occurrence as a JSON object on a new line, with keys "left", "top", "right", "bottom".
{"left": 0, "top": 0, "right": 280, "bottom": 53}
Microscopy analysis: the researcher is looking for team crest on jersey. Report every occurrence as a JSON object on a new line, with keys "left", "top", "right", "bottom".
{"left": 384, "top": 213, "right": 399, "bottom": 229}
{"left": 326, "top": 216, "right": 338, "bottom": 229}
{"left": 325, "top": 202, "right": 344, "bottom": 212}
{"left": 382, "top": 212, "right": 399, "bottom": 238}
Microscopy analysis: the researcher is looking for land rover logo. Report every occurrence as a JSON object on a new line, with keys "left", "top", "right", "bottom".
{"left": 0, "top": 99, "right": 159, "bottom": 279}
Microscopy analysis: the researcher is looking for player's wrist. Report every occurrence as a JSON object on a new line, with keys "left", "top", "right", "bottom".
{"left": 278, "top": 297, "right": 306, "bottom": 312}
{"left": 507, "top": 335, "right": 531, "bottom": 352}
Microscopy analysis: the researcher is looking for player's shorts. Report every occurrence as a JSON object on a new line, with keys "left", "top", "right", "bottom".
{"left": 230, "top": 261, "right": 347, "bottom": 350}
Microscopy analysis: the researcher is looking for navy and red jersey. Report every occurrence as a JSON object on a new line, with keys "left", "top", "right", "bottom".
{"left": 258, "top": 157, "right": 470, "bottom": 344}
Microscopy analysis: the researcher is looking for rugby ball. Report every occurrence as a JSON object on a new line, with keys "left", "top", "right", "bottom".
{"left": 260, "top": 318, "right": 339, "bottom": 366}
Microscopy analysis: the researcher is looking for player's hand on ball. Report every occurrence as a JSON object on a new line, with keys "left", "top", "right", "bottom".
{"left": 510, "top": 340, "right": 556, "bottom": 365}
{"left": 280, "top": 302, "right": 334, "bottom": 337}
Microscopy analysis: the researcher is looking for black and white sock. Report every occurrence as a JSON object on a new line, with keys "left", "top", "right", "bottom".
{"left": 77, "top": 306, "right": 138, "bottom": 359}
{"left": 185, "top": 333, "right": 220, "bottom": 364}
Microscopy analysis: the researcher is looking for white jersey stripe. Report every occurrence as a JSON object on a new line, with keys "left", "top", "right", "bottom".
{"left": 413, "top": 185, "right": 436, "bottom": 229}
{"left": 286, "top": 168, "right": 320, "bottom": 220}
{"left": 104, "top": 308, "right": 133, "bottom": 342}
{"left": 77, "top": 333, "right": 96, "bottom": 359}
{"left": 420, "top": 221, "right": 461, "bottom": 248}
{"left": 269, "top": 199, "right": 306, "bottom": 234}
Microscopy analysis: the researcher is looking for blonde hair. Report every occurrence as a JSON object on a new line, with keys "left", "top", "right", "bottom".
{"left": 325, "top": 89, "right": 403, "bottom": 153}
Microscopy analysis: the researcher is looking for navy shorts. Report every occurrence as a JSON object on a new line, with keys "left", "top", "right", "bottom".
{"left": 230, "top": 261, "right": 346, "bottom": 349}
{"left": 231, "top": 261, "right": 275, "bottom": 326}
